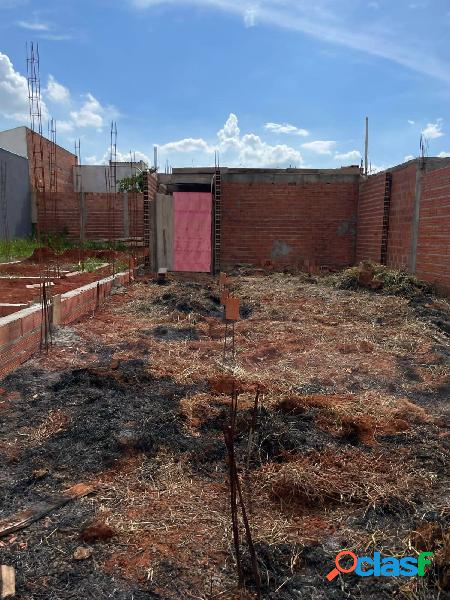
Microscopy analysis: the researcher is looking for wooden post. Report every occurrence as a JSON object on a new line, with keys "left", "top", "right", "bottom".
{"left": 52, "top": 294, "right": 62, "bottom": 326}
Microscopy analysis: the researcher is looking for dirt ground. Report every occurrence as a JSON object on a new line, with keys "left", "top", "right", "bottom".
{"left": 0, "top": 272, "right": 449, "bottom": 599}
{"left": 0, "top": 248, "right": 140, "bottom": 314}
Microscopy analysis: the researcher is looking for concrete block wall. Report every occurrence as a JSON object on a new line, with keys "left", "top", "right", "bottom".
{"left": 220, "top": 175, "right": 359, "bottom": 269}
{"left": 0, "top": 270, "right": 131, "bottom": 379}
{"left": 0, "top": 148, "right": 32, "bottom": 238}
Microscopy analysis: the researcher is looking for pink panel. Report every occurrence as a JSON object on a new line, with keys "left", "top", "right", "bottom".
{"left": 173, "top": 192, "right": 212, "bottom": 272}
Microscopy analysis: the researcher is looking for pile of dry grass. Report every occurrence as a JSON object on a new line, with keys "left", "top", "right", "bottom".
{"left": 258, "top": 446, "right": 434, "bottom": 510}
{"left": 324, "top": 262, "right": 435, "bottom": 297}
{"left": 276, "top": 393, "right": 432, "bottom": 446}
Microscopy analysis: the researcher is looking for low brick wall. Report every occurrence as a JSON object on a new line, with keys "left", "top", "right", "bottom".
{"left": 0, "top": 270, "right": 131, "bottom": 379}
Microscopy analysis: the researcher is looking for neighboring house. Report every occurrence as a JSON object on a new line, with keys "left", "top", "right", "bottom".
{"left": 75, "top": 161, "right": 148, "bottom": 193}
{"left": 0, "top": 126, "right": 78, "bottom": 236}
{"left": 0, "top": 126, "right": 77, "bottom": 195}
{"left": 0, "top": 147, "right": 31, "bottom": 239}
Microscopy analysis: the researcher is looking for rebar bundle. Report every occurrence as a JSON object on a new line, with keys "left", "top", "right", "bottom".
{"left": 75, "top": 139, "right": 85, "bottom": 270}
{"left": 27, "top": 41, "right": 52, "bottom": 350}
{"left": 107, "top": 121, "right": 118, "bottom": 275}
{"left": 223, "top": 387, "right": 261, "bottom": 598}
{"left": 129, "top": 151, "right": 139, "bottom": 274}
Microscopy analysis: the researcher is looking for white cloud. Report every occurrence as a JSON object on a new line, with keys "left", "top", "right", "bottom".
{"left": 217, "top": 112, "right": 241, "bottom": 150}
{"left": 87, "top": 147, "right": 151, "bottom": 166}
{"left": 244, "top": 7, "right": 257, "bottom": 27}
{"left": 158, "top": 138, "right": 215, "bottom": 153}
{"left": 422, "top": 119, "right": 444, "bottom": 139}
{"left": 0, "top": 51, "right": 48, "bottom": 121}
{"left": 219, "top": 113, "right": 303, "bottom": 166}
{"left": 264, "top": 122, "right": 309, "bottom": 136}
{"left": 404, "top": 154, "right": 415, "bottom": 161}
{"left": 157, "top": 113, "right": 303, "bottom": 168}
{"left": 238, "top": 133, "right": 301, "bottom": 167}
{"left": 334, "top": 149, "right": 361, "bottom": 161}
{"left": 39, "top": 33, "right": 73, "bottom": 41}
{"left": 56, "top": 120, "right": 75, "bottom": 133}
{"left": 70, "top": 93, "right": 117, "bottom": 130}
{"left": 408, "top": 120, "right": 415, "bottom": 125}
{"left": 369, "top": 163, "right": 387, "bottom": 174}
{"left": 46, "top": 75, "right": 70, "bottom": 103}
{"left": 438, "top": 151, "right": 450, "bottom": 158}
{"left": 0, "top": 50, "right": 119, "bottom": 150}
{"left": 131, "top": 0, "right": 450, "bottom": 83}
{"left": 302, "top": 140, "right": 336, "bottom": 155}
{"left": 16, "top": 19, "right": 49, "bottom": 30}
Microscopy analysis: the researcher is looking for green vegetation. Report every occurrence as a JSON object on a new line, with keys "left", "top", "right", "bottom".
{"left": 114, "top": 260, "right": 130, "bottom": 273}
{"left": 41, "top": 231, "right": 75, "bottom": 254}
{"left": 118, "top": 172, "right": 144, "bottom": 193}
{"left": 0, "top": 237, "right": 37, "bottom": 262}
{"left": 0, "top": 231, "right": 76, "bottom": 262}
{"left": 81, "top": 257, "right": 106, "bottom": 272}
{"left": 83, "top": 240, "right": 127, "bottom": 252}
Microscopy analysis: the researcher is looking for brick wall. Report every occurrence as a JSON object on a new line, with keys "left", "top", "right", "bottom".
{"left": 356, "top": 161, "right": 450, "bottom": 294}
{"left": 26, "top": 129, "right": 77, "bottom": 194}
{"left": 416, "top": 165, "right": 450, "bottom": 294}
{"left": 0, "top": 270, "right": 131, "bottom": 379}
{"left": 356, "top": 172, "right": 387, "bottom": 263}
{"left": 220, "top": 177, "right": 359, "bottom": 269}
{"left": 38, "top": 192, "right": 144, "bottom": 240}
{"left": 356, "top": 164, "right": 417, "bottom": 269}
{"left": 386, "top": 163, "right": 417, "bottom": 269}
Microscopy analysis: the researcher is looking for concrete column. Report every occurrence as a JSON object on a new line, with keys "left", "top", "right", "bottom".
{"left": 79, "top": 192, "right": 86, "bottom": 243}
{"left": 409, "top": 163, "right": 424, "bottom": 274}
{"left": 156, "top": 193, "right": 173, "bottom": 271}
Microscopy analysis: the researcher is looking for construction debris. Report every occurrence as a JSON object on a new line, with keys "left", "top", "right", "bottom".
{"left": 73, "top": 546, "right": 93, "bottom": 561}
{"left": 0, "top": 484, "right": 94, "bottom": 538}
{"left": 0, "top": 565, "right": 15, "bottom": 599}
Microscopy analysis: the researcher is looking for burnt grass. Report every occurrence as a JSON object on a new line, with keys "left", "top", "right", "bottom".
{"left": 0, "top": 366, "right": 448, "bottom": 599}
{"left": 0, "top": 278, "right": 449, "bottom": 599}
{"left": 0, "top": 359, "right": 210, "bottom": 512}
{"left": 153, "top": 280, "right": 255, "bottom": 319}
{"left": 0, "top": 358, "right": 217, "bottom": 600}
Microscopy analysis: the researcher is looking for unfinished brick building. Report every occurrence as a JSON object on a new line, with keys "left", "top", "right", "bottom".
{"left": 0, "top": 125, "right": 449, "bottom": 294}
{"left": 155, "top": 159, "right": 450, "bottom": 294}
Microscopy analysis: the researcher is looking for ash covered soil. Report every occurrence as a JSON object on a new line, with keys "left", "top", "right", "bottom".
{"left": 0, "top": 272, "right": 449, "bottom": 600}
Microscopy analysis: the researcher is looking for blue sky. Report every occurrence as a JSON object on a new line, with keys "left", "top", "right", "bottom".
{"left": 0, "top": 0, "right": 450, "bottom": 170}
